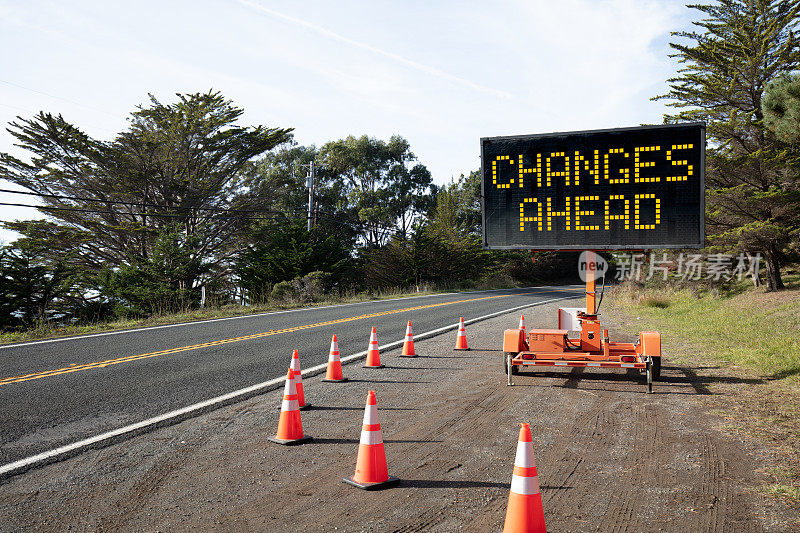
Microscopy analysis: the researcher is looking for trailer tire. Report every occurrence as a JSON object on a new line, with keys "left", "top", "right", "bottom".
{"left": 651, "top": 356, "right": 661, "bottom": 381}
{"left": 504, "top": 353, "right": 518, "bottom": 375}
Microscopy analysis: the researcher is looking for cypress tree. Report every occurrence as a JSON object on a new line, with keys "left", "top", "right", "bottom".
{"left": 656, "top": 0, "right": 800, "bottom": 290}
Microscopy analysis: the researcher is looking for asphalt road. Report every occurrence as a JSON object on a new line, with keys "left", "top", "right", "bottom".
{"left": 0, "top": 285, "right": 582, "bottom": 465}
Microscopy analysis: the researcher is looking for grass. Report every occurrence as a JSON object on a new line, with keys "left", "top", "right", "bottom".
{"left": 607, "top": 278, "right": 800, "bottom": 505}
{"left": 608, "top": 282, "right": 800, "bottom": 380}
{"left": 640, "top": 295, "right": 670, "bottom": 308}
{"left": 0, "top": 288, "right": 433, "bottom": 345}
{"left": 762, "top": 484, "right": 800, "bottom": 500}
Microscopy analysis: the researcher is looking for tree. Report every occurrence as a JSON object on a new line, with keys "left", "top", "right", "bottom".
{"left": 0, "top": 91, "right": 293, "bottom": 310}
{"left": 246, "top": 141, "right": 362, "bottom": 235}
{"left": 427, "top": 172, "right": 482, "bottom": 239}
{"left": 244, "top": 142, "right": 317, "bottom": 218}
{"left": 655, "top": 0, "right": 800, "bottom": 290}
{"left": 0, "top": 239, "right": 83, "bottom": 328}
{"left": 360, "top": 175, "right": 491, "bottom": 291}
{"left": 100, "top": 224, "right": 203, "bottom": 315}
{"left": 763, "top": 73, "right": 800, "bottom": 144}
{"left": 236, "top": 218, "right": 355, "bottom": 302}
{"left": 319, "top": 135, "right": 432, "bottom": 246}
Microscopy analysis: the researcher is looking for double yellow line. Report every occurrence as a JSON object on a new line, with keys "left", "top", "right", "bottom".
{"left": 0, "top": 293, "right": 512, "bottom": 387}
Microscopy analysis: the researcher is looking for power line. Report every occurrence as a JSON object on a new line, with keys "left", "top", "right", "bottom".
{"left": 0, "top": 201, "right": 307, "bottom": 222}
{"left": 0, "top": 79, "right": 119, "bottom": 119}
{"left": 0, "top": 200, "right": 402, "bottom": 240}
{"left": 316, "top": 213, "right": 400, "bottom": 236}
{"left": 0, "top": 187, "right": 405, "bottom": 234}
{"left": 0, "top": 187, "right": 294, "bottom": 216}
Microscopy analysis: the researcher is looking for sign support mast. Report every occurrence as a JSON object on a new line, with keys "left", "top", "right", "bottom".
{"left": 585, "top": 250, "right": 596, "bottom": 316}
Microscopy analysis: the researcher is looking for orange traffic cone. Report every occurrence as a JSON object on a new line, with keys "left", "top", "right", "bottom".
{"left": 363, "top": 327, "right": 384, "bottom": 368}
{"left": 289, "top": 349, "right": 310, "bottom": 409}
{"left": 454, "top": 317, "right": 469, "bottom": 350}
{"left": 343, "top": 390, "right": 399, "bottom": 490}
{"left": 400, "top": 321, "right": 416, "bottom": 357}
{"left": 322, "top": 334, "right": 348, "bottom": 382}
{"left": 268, "top": 369, "right": 312, "bottom": 445}
{"left": 502, "top": 423, "right": 546, "bottom": 532}
{"left": 518, "top": 314, "right": 526, "bottom": 335}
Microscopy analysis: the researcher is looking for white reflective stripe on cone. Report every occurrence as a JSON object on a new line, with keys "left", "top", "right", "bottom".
{"left": 510, "top": 473, "right": 541, "bottom": 495}
{"left": 281, "top": 399, "right": 299, "bottom": 411}
{"left": 329, "top": 344, "right": 340, "bottom": 361}
{"left": 362, "top": 403, "right": 379, "bottom": 425}
{"left": 284, "top": 375, "right": 297, "bottom": 396}
{"left": 514, "top": 440, "right": 535, "bottom": 467}
{"left": 360, "top": 429, "right": 383, "bottom": 445}
{"left": 290, "top": 357, "right": 299, "bottom": 371}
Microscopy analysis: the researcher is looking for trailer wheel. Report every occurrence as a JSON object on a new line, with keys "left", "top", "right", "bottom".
{"left": 651, "top": 357, "right": 661, "bottom": 381}
{"left": 504, "top": 353, "right": 518, "bottom": 375}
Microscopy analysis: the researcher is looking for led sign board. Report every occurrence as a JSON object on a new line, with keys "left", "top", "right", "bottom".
{"left": 481, "top": 123, "right": 705, "bottom": 250}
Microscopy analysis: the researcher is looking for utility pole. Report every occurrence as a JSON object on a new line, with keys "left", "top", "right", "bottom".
{"left": 306, "top": 160, "right": 315, "bottom": 231}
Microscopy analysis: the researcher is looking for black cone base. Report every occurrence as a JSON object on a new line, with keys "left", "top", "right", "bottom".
{"left": 343, "top": 475, "right": 399, "bottom": 490}
{"left": 321, "top": 377, "right": 349, "bottom": 382}
{"left": 268, "top": 435, "right": 313, "bottom": 446}
{"left": 363, "top": 364, "right": 385, "bottom": 368}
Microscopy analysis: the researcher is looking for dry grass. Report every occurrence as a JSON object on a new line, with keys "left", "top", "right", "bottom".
{"left": 0, "top": 287, "right": 442, "bottom": 345}
{"left": 0, "top": 279, "right": 529, "bottom": 346}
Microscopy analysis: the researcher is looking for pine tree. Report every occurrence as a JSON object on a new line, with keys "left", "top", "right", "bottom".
{"left": 656, "top": 0, "right": 800, "bottom": 290}
{"left": 763, "top": 73, "right": 800, "bottom": 144}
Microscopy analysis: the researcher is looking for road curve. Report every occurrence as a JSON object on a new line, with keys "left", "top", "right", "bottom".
{"left": 0, "top": 285, "right": 582, "bottom": 464}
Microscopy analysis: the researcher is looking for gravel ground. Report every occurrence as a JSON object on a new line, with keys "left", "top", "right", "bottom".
{"left": 0, "top": 297, "right": 796, "bottom": 532}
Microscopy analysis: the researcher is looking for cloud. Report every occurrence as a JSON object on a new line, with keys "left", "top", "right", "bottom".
{"left": 234, "top": 0, "right": 511, "bottom": 98}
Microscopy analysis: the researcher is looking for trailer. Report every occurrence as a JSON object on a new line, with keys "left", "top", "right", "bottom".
{"left": 502, "top": 252, "right": 661, "bottom": 393}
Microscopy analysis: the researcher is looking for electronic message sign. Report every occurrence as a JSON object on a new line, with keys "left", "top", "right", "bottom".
{"left": 481, "top": 123, "right": 705, "bottom": 250}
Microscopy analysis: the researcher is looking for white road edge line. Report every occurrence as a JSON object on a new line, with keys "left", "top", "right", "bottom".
{"left": 0, "top": 285, "right": 583, "bottom": 350}
{"left": 0, "top": 294, "right": 579, "bottom": 480}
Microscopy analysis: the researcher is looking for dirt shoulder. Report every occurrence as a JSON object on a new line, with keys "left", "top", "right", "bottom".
{"left": 606, "top": 289, "right": 800, "bottom": 511}
{"left": 0, "top": 298, "right": 796, "bottom": 532}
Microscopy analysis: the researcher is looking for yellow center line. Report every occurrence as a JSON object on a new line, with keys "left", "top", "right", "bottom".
{"left": 1, "top": 287, "right": 585, "bottom": 387}
{"left": 1, "top": 293, "right": 520, "bottom": 387}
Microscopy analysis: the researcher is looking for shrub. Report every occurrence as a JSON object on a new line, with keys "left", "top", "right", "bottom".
{"left": 292, "top": 271, "right": 330, "bottom": 303}
{"left": 270, "top": 280, "right": 299, "bottom": 304}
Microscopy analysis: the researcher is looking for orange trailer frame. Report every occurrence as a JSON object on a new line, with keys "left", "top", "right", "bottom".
{"left": 503, "top": 251, "right": 662, "bottom": 392}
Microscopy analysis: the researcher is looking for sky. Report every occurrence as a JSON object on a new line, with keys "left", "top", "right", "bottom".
{"left": 0, "top": 0, "right": 695, "bottom": 244}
